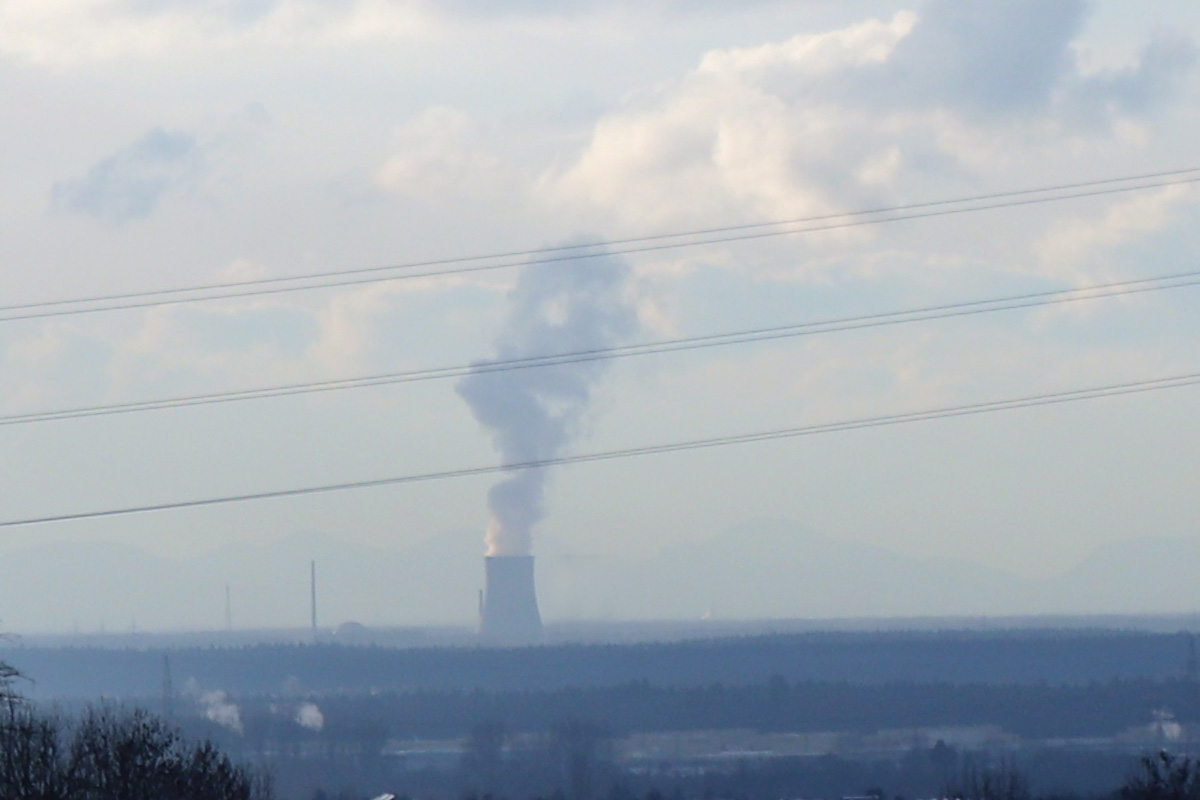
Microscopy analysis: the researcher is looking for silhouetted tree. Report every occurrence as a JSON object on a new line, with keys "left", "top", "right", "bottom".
{"left": 1122, "top": 751, "right": 1200, "bottom": 800}
{"left": 0, "top": 705, "right": 65, "bottom": 799}
{"left": 1, "top": 698, "right": 270, "bottom": 800}
{"left": 0, "top": 660, "right": 22, "bottom": 710}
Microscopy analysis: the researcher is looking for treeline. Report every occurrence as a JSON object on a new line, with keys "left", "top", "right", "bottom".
{"left": 7, "top": 629, "right": 1197, "bottom": 698}
{"left": 158, "top": 673, "right": 1200, "bottom": 796}
{"left": 195, "top": 717, "right": 1167, "bottom": 800}
{"left": 13, "top": 652, "right": 1200, "bottom": 800}
{"left": 182, "top": 709, "right": 1143, "bottom": 800}
{"left": 247, "top": 676, "right": 1200, "bottom": 741}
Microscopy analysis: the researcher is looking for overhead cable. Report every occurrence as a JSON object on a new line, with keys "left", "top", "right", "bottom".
{"left": 1, "top": 370, "right": 1197, "bottom": 529}
{"left": 4, "top": 267, "right": 1198, "bottom": 427}
{"left": 1, "top": 168, "right": 1197, "bottom": 324}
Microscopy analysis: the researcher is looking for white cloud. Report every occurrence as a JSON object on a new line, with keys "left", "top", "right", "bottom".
{"left": 1035, "top": 184, "right": 1196, "bottom": 276}
{"left": 1064, "top": 34, "right": 1198, "bottom": 125}
{"left": 695, "top": 10, "right": 915, "bottom": 77}
{"left": 0, "top": 0, "right": 434, "bottom": 67}
{"left": 540, "top": 10, "right": 944, "bottom": 233}
{"left": 44, "top": 103, "right": 268, "bottom": 231}
{"left": 1, "top": 323, "right": 115, "bottom": 411}
{"left": 50, "top": 127, "right": 201, "bottom": 224}
{"left": 376, "top": 107, "right": 506, "bottom": 202}
{"left": 305, "top": 285, "right": 396, "bottom": 372}
{"left": 541, "top": 1, "right": 1197, "bottom": 284}
{"left": 544, "top": 78, "right": 844, "bottom": 231}
{"left": 878, "top": 0, "right": 1088, "bottom": 114}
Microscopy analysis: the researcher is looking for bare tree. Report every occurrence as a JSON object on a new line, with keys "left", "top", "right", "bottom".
{"left": 0, "top": 660, "right": 23, "bottom": 712}
{"left": 0, "top": 706, "right": 65, "bottom": 799}
{"left": 1122, "top": 750, "right": 1200, "bottom": 800}
{"left": 1, "top": 691, "right": 270, "bottom": 800}
{"left": 64, "top": 706, "right": 272, "bottom": 800}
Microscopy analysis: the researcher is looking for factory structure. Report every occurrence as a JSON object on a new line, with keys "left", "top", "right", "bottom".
{"left": 478, "top": 555, "right": 542, "bottom": 642}
{"left": 311, "top": 554, "right": 543, "bottom": 645}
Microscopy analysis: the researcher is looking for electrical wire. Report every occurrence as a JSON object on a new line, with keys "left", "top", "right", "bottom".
{"left": 1, "top": 369, "right": 1196, "bottom": 529}
{"left": 2, "top": 168, "right": 1197, "bottom": 324}
{"left": 3, "top": 268, "right": 1197, "bottom": 427}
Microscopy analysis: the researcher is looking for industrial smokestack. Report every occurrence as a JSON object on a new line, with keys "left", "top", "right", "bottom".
{"left": 458, "top": 246, "right": 635, "bottom": 642}
{"left": 480, "top": 555, "right": 542, "bottom": 642}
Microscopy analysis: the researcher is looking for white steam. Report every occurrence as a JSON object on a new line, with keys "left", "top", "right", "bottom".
{"left": 296, "top": 702, "right": 325, "bottom": 731}
{"left": 199, "top": 690, "right": 243, "bottom": 736}
{"left": 457, "top": 248, "right": 637, "bottom": 555}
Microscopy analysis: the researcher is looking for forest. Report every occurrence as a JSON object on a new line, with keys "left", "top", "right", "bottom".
{"left": 6, "top": 629, "right": 1200, "bottom": 799}
{"left": 6, "top": 628, "right": 1196, "bottom": 698}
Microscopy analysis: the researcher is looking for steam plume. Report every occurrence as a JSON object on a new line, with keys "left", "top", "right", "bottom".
{"left": 457, "top": 249, "right": 637, "bottom": 555}
{"left": 296, "top": 702, "right": 325, "bottom": 731}
{"left": 198, "top": 690, "right": 243, "bottom": 736}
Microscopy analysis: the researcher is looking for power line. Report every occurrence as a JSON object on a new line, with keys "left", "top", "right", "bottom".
{"left": 4, "top": 268, "right": 1198, "bottom": 427}
{"left": 2, "top": 168, "right": 1197, "bottom": 324}
{"left": 1, "top": 369, "right": 1196, "bottom": 529}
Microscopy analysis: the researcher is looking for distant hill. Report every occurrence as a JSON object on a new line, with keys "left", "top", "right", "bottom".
{"left": 540, "top": 519, "right": 1029, "bottom": 619}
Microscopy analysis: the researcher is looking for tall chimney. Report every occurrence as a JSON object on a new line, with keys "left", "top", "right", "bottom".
{"left": 480, "top": 555, "right": 542, "bottom": 643}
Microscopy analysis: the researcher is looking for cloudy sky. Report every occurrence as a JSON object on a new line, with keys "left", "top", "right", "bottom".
{"left": 1, "top": 0, "right": 1199, "bottom": 631}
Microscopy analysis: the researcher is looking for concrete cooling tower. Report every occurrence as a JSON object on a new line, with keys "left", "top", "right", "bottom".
{"left": 480, "top": 555, "right": 542, "bottom": 642}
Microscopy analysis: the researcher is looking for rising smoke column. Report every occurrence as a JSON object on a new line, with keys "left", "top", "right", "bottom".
{"left": 457, "top": 249, "right": 638, "bottom": 556}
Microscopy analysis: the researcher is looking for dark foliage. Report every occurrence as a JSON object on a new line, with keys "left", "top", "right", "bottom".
{"left": 10, "top": 630, "right": 1197, "bottom": 698}
{"left": 0, "top": 702, "right": 270, "bottom": 800}
{"left": 1122, "top": 751, "right": 1200, "bottom": 800}
{"left": 0, "top": 659, "right": 23, "bottom": 708}
{"left": 0, "top": 705, "right": 65, "bottom": 799}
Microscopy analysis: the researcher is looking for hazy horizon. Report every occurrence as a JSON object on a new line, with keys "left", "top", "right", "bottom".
{"left": 4, "top": 518, "right": 1200, "bottom": 635}
{"left": 1, "top": 1, "right": 1198, "bottom": 633}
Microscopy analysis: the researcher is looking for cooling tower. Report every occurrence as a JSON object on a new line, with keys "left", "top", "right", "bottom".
{"left": 480, "top": 555, "right": 542, "bottom": 642}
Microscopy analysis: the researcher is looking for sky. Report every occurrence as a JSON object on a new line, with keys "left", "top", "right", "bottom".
{"left": 1, "top": 0, "right": 1199, "bottom": 631}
